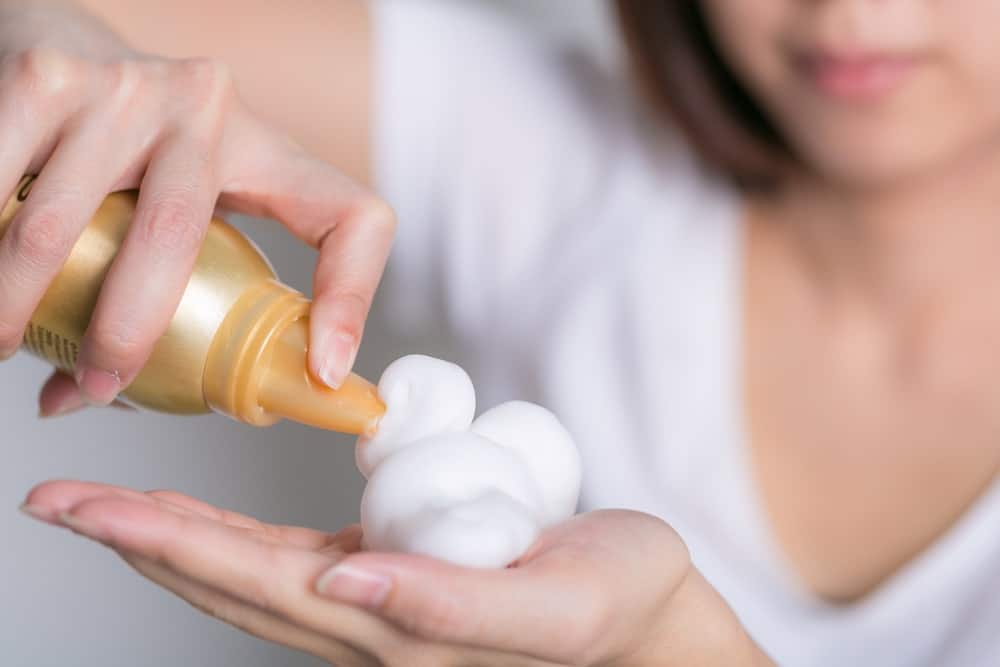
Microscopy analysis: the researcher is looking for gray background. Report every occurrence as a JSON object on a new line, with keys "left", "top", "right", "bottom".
{"left": 2, "top": 2, "right": 613, "bottom": 665}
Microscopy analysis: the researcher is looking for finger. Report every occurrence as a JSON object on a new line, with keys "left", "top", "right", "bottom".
{"left": 146, "top": 489, "right": 339, "bottom": 551}
{"left": 0, "top": 48, "right": 104, "bottom": 356}
{"left": 21, "top": 481, "right": 237, "bottom": 532}
{"left": 217, "top": 127, "right": 396, "bottom": 388}
{"left": 22, "top": 480, "right": 331, "bottom": 550}
{"left": 0, "top": 127, "right": 121, "bottom": 358}
{"left": 314, "top": 511, "right": 689, "bottom": 664}
{"left": 37, "top": 370, "right": 135, "bottom": 417}
{"left": 121, "top": 554, "right": 377, "bottom": 666}
{"left": 56, "top": 496, "right": 405, "bottom": 655}
{"left": 76, "top": 131, "right": 218, "bottom": 405}
{"left": 23, "top": 479, "right": 335, "bottom": 550}
{"left": 318, "top": 552, "right": 583, "bottom": 656}
{"left": 308, "top": 194, "right": 395, "bottom": 389}
{"left": 21, "top": 479, "right": 153, "bottom": 525}
{"left": 23, "top": 479, "right": 176, "bottom": 524}
{"left": 38, "top": 370, "right": 85, "bottom": 417}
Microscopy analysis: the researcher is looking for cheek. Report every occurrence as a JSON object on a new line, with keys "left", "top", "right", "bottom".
{"left": 701, "top": 0, "right": 788, "bottom": 87}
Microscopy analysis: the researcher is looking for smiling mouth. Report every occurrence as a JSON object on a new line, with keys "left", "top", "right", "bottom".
{"left": 795, "top": 51, "right": 920, "bottom": 101}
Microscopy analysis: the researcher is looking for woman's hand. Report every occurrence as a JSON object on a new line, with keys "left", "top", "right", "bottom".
{"left": 0, "top": 3, "right": 394, "bottom": 414}
{"left": 21, "top": 480, "right": 772, "bottom": 666}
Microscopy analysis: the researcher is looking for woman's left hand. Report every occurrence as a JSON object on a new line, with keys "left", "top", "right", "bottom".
{"left": 20, "top": 480, "right": 770, "bottom": 666}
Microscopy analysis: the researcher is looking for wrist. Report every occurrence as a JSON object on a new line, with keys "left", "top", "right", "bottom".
{"left": 620, "top": 567, "right": 774, "bottom": 667}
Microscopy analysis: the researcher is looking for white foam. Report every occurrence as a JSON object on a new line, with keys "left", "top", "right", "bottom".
{"left": 356, "top": 355, "right": 582, "bottom": 568}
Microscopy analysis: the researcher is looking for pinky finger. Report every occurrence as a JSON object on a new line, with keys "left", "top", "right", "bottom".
{"left": 38, "top": 370, "right": 135, "bottom": 418}
{"left": 38, "top": 370, "right": 84, "bottom": 418}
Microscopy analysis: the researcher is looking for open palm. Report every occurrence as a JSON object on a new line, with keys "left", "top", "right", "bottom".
{"left": 21, "top": 479, "right": 744, "bottom": 667}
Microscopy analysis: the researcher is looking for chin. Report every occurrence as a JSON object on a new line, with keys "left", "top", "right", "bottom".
{"left": 792, "top": 125, "right": 982, "bottom": 191}
{"left": 809, "top": 150, "right": 937, "bottom": 191}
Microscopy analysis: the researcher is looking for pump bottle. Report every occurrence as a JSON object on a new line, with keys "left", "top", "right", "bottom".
{"left": 0, "top": 175, "right": 385, "bottom": 435}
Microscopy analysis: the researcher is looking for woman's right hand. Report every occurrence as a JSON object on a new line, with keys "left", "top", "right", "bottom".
{"left": 0, "top": 3, "right": 396, "bottom": 414}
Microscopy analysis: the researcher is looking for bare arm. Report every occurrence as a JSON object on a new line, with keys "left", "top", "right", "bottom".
{"left": 76, "top": 0, "right": 372, "bottom": 184}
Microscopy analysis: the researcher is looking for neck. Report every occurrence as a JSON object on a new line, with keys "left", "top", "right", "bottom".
{"left": 767, "top": 149, "right": 1000, "bottom": 318}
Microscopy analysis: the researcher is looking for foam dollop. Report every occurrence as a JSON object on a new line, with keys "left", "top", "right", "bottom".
{"left": 356, "top": 355, "right": 581, "bottom": 568}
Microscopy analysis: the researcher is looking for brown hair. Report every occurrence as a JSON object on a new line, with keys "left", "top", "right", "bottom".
{"left": 615, "top": 1, "right": 789, "bottom": 187}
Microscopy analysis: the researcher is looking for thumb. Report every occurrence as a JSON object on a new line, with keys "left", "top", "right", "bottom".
{"left": 313, "top": 549, "right": 610, "bottom": 663}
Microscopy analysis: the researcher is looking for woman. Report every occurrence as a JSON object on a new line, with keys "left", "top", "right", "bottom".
{"left": 12, "top": 0, "right": 1000, "bottom": 664}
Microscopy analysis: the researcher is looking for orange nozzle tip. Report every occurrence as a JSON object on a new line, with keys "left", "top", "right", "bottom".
{"left": 260, "top": 368, "right": 385, "bottom": 436}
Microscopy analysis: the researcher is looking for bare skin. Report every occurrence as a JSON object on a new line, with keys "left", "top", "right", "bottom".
{"left": 10, "top": 0, "right": 1000, "bottom": 662}
{"left": 707, "top": 0, "right": 1000, "bottom": 602}
{"left": 746, "top": 178, "right": 1000, "bottom": 601}
{"left": 77, "top": 0, "right": 372, "bottom": 183}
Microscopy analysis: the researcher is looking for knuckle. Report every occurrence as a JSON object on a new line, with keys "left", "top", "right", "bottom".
{"left": 171, "top": 57, "right": 234, "bottom": 107}
{"left": 4, "top": 47, "right": 78, "bottom": 98}
{"left": 136, "top": 193, "right": 206, "bottom": 259}
{"left": 102, "top": 59, "right": 143, "bottom": 105}
{"left": 355, "top": 197, "right": 397, "bottom": 233}
{"left": 313, "top": 297, "right": 367, "bottom": 344}
{"left": 329, "top": 289, "right": 370, "bottom": 323}
{"left": 86, "top": 319, "right": 147, "bottom": 367}
{"left": 7, "top": 208, "right": 77, "bottom": 270}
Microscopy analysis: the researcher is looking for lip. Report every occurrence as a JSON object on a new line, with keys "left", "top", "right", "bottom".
{"left": 795, "top": 50, "right": 920, "bottom": 101}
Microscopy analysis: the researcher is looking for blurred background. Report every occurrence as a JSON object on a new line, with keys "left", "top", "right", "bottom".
{"left": 2, "top": 1, "right": 614, "bottom": 665}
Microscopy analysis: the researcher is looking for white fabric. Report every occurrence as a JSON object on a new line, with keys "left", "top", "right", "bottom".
{"left": 370, "top": 2, "right": 1000, "bottom": 665}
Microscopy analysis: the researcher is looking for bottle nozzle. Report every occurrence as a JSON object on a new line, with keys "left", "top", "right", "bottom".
{"left": 257, "top": 318, "right": 384, "bottom": 436}
{"left": 204, "top": 281, "right": 384, "bottom": 436}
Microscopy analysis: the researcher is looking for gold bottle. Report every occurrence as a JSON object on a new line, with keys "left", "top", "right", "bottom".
{"left": 0, "top": 175, "right": 384, "bottom": 435}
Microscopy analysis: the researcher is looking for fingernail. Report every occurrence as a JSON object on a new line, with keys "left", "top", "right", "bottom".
{"left": 19, "top": 503, "right": 55, "bottom": 523}
{"left": 58, "top": 511, "right": 110, "bottom": 542}
{"left": 75, "top": 367, "right": 122, "bottom": 406}
{"left": 39, "top": 392, "right": 86, "bottom": 419}
{"left": 316, "top": 563, "right": 391, "bottom": 609}
{"left": 317, "top": 331, "right": 357, "bottom": 390}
